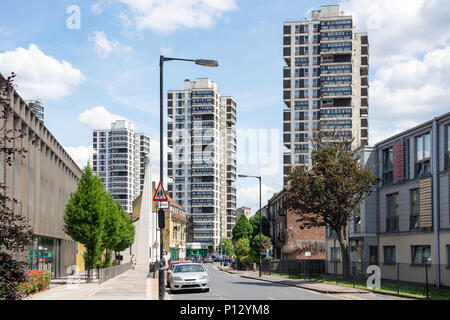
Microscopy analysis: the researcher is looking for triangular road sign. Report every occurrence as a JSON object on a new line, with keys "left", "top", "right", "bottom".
{"left": 153, "top": 181, "right": 168, "bottom": 201}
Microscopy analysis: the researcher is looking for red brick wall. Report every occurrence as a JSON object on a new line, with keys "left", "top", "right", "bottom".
{"left": 284, "top": 208, "right": 325, "bottom": 260}
{"left": 393, "top": 140, "right": 404, "bottom": 181}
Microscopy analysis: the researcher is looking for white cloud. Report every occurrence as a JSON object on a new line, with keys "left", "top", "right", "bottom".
{"left": 116, "top": 0, "right": 238, "bottom": 33}
{"left": 89, "top": 30, "right": 133, "bottom": 58}
{"left": 160, "top": 47, "right": 172, "bottom": 56}
{"left": 64, "top": 145, "right": 95, "bottom": 169}
{"left": 237, "top": 183, "right": 276, "bottom": 213}
{"left": 78, "top": 106, "right": 127, "bottom": 129}
{"left": 339, "top": 0, "right": 450, "bottom": 144}
{"left": 0, "top": 44, "right": 85, "bottom": 100}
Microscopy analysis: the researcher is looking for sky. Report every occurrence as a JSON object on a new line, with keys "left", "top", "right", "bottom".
{"left": 0, "top": 0, "right": 449, "bottom": 214}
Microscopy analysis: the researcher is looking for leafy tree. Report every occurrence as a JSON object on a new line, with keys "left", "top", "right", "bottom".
{"left": 285, "top": 131, "right": 379, "bottom": 279}
{"left": 0, "top": 73, "right": 34, "bottom": 300}
{"left": 111, "top": 202, "right": 135, "bottom": 253}
{"left": 249, "top": 212, "right": 270, "bottom": 238}
{"left": 63, "top": 164, "right": 107, "bottom": 280}
{"left": 102, "top": 194, "right": 121, "bottom": 265}
{"left": 250, "top": 234, "right": 272, "bottom": 252}
{"left": 219, "top": 238, "right": 234, "bottom": 256}
{"left": 232, "top": 214, "right": 253, "bottom": 242}
{"left": 234, "top": 238, "right": 250, "bottom": 258}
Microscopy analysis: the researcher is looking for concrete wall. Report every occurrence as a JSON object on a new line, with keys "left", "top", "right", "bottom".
{"left": 1, "top": 79, "right": 82, "bottom": 277}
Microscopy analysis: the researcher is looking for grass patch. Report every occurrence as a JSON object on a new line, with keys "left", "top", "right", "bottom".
{"left": 270, "top": 273, "right": 450, "bottom": 300}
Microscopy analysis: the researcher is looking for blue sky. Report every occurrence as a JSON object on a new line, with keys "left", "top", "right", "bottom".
{"left": 1, "top": 0, "right": 450, "bottom": 213}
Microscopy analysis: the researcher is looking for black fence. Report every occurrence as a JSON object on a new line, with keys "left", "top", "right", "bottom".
{"left": 261, "top": 259, "right": 450, "bottom": 299}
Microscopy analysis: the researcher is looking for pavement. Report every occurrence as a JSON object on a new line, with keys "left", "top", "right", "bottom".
{"left": 217, "top": 265, "right": 412, "bottom": 300}
{"left": 25, "top": 264, "right": 168, "bottom": 300}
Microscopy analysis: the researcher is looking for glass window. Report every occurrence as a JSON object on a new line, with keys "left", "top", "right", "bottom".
{"left": 384, "top": 246, "right": 396, "bottom": 264}
{"left": 415, "top": 133, "right": 431, "bottom": 177}
{"left": 382, "top": 147, "right": 393, "bottom": 183}
{"left": 447, "top": 245, "right": 450, "bottom": 266}
{"left": 304, "top": 25, "right": 309, "bottom": 32}
{"left": 386, "top": 193, "right": 399, "bottom": 232}
{"left": 411, "top": 245, "right": 431, "bottom": 264}
{"left": 304, "top": 36, "right": 309, "bottom": 43}
{"left": 446, "top": 125, "right": 450, "bottom": 169}
{"left": 410, "top": 189, "right": 420, "bottom": 230}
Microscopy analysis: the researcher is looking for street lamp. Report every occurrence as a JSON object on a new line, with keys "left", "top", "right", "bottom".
{"left": 238, "top": 174, "right": 262, "bottom": 277}
{"left": 159, "top": 55, "right": 218, "bottom": 300}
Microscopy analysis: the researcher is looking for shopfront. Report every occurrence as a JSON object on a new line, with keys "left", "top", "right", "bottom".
{"left": 27, "top": 236, "right": 61, "bottom": 278}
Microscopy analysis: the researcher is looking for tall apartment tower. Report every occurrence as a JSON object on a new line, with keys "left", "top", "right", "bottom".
{"left": 25, "top": 100, "right": 44, "bottom": 122}
{"left": 167, "top": 78, "right": 237, "bottom": 250}
{"left": 92, "top": 120, "right": 150, "bottom": 215}
{"left": 283, "top": 5, "right": 369, "bottom": 184}
{"left": 137, "top": 134, "right": 150, "bottom": 193}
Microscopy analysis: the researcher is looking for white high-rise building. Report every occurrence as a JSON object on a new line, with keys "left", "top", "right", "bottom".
{"left": 92, "top": 120, "right": 150, "bottom": 215}
{"left": 283, "top": 5, "right": 369, "bottom": 184}
{"left": 167, "top": 78, "right": 237, "bottom": 250}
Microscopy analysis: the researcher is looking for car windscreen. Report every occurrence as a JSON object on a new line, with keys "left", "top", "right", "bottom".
{"left": 173, "top": 265, "right": 204, "bottom": 273}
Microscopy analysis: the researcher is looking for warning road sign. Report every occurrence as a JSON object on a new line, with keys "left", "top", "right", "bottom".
{"left": 153, "top": 181, "right": 168, "bottom": 201}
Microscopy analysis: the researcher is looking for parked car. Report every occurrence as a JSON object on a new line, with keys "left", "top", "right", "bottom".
{"left": 166, "top": 260, "right": 191, "bottom": 288}
{"left": 203, "top": 256, "right": 213, "bottom": 263}
{"left": 169, "top": 263, "right": 209, "bottom": 292}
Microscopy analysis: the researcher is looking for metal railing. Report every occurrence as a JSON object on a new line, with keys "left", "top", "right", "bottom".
{"left": 262, "top": 259, "right": 450, "bottom": 299}
{"left": 98, "top": 262, "right": 131, "bottom": 284}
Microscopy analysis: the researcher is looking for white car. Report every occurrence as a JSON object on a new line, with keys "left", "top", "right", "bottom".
{"left": 169, "top": 263, "right": 209, "bottom": 292}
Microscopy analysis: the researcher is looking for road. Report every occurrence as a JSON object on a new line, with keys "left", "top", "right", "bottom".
{"left": 167, "top": 263, "right": 341, "bottom": 300}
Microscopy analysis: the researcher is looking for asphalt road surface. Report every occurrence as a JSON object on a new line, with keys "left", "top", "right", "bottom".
{"left": 167, "top": 263, "right": 341, "bottom": 300}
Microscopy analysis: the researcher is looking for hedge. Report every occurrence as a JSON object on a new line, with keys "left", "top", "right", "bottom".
{"left": 18, "top": 270, "right": 51, "bottom": 296}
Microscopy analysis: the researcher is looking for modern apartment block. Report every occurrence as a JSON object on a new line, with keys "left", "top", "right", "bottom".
{"left": 25, "top": 100, "right": 44, "bottom": 122}
{"left": 137, "top": 134, "right": 150, "bottom": 193}
{"left": 236, "top": 206, "right": 252, "bottom": 220}
{"left": 167, "top": 78, "right": 237, "bottom": 250}
{"left": 92, "top": 120, "right": 150, "bottom": 215}
{"left": 326, "top": 113, "right": 450, "bottom": 287}
{"left": 283, "top": 4, "right": 369, "bottom": 184}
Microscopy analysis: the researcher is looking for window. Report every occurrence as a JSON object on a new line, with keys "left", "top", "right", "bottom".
{"left": 384, "top": 246, "right": 396, "bottom": 264}
{"left": 447, "top": 245, "right": 450, "bottom": 266}
{"left": 330, "top": 247, "right": 341, "bottom": 261}
{"left": 415, "top": 133, "right": 431, "bottom": 177}
{"left": 410, "top": 189, "right": 420, "bottom": 230}
{"left": 304, "top": 46, "right": 309, "bottom": 54}
{"left": 313, "top": 68, "right": 318, "bottom": 75}
{"left": 304, "top": 25, "right": 309, "bottom": 33}
{"left": 369, "top": 246, "right": 378, "bottom": 264}
{"left": 411, "top": 245, "right": 431, "bottom": 264}
{"left": 313, "top": 24, "right": 318, "bottom": 31}
{"left": 382, "top": 147, "right": 393, "bottom": 183}
{"left": 304, "top": 36, "right": 309, "bottom": 43}
{"left": 304, "top": 68, "right": 309, "bottom": 76}
{"left": 304, "top": 90, "right": 309, "bottom": 98}
{"left": 446, "top": 125, "right": 450, "bottom": 169}
{"left": 386, "top": 193, "right": 399, "bottom": 232}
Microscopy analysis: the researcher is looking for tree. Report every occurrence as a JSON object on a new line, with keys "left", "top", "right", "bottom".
{"left": 219, "top": 238, "right": 234, "bottom": 256}
{"left": 0, "top": 73, "right": 34, "bottom": 300}
{"left": 111, "top": 202, "right": 135, "bottom": 253}
{"left": 234, "top": 238, "right": 250, "bottom": 258}
{"left": 63, "top": 164, "right": 107, "bottom": 280}
{"left": 249, "top": 212, "right": 270, "bottom": 238}
{"left": 249, "top": 234, "right": 272, "bottom": 263}
{"left": 102, "top": 193, "right": 121, "bottom": 266}
{"left": 232, "top": 214, "right": 253, "bottom": 242}
{"left": 285, "top": 131, "right": 379, "bottom": 279}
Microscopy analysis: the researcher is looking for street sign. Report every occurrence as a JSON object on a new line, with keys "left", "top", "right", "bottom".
{"left": 159, "top": 201, "right": 168, "bottom": 209}
{"left": 153, "top": 181, "right": 168, "bottom": 201}
{"left": 152, "top": 242, "right": 159, "bottom": 249}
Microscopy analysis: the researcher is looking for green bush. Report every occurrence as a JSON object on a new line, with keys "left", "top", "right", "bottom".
{"left": 18, "top": 270, "right": 51, "bottom": 296}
